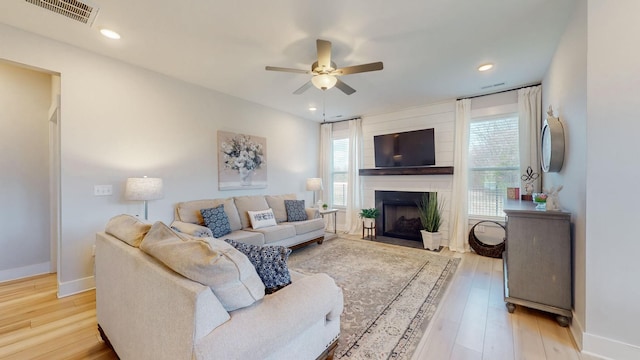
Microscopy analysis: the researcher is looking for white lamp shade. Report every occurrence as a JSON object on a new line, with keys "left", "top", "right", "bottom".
{"left": 306, "top": 178, "right": 323, "bottom": 191}
{"left": 125, "top": 177, "right": 164, "bottom": 201}
{"left": 311, "top": 74, "right": 337, "bottom": 90}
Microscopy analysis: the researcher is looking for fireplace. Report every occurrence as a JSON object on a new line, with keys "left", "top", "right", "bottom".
{"left": 375, "top": 190, "right": 434, "bottom": 241}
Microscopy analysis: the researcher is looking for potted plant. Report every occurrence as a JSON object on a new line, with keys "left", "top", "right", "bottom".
{"left": 416, "top": 193, "right": 445, "bottom": 250}
{"left": 322, "top": 203, "right": 328, "bottom": 210}
{"left": 358, "top": 208, "right": 380, "bottom": 227}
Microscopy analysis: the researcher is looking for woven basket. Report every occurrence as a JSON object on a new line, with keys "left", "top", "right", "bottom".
{"left": 468, "top": 221, "right": 505, "bottom": 258}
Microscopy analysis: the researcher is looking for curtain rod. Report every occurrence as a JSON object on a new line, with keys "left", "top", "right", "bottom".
{"left": 320, "top": 82, "right": 542, "bottom": 123}
{"left": 456, "top": 83, "right": 541, "bottom": 101}
{"left": 321, "top": 116, "right": 361, "bottom": 124}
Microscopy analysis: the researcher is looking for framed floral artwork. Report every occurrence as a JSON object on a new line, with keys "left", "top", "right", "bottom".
{"left": 218, "top": 131, "right": 267, "bottom": 190}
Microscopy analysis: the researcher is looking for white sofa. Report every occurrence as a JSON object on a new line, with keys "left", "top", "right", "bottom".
{"left": 95, "top": 219, "right": 343, "bottom": 360}
{"left": 171, "top": 194, "right": 326, "bottom": 249}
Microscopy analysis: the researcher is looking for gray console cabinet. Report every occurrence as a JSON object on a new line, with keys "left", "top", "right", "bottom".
{"left": 503, "top": 200, "right": 572, "bottom": 326}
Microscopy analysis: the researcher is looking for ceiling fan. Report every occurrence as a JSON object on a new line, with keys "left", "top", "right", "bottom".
{"left": 265, "top": 39, "right": 383, "bottom": 95}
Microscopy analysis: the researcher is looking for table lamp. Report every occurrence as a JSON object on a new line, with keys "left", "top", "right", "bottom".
{"left": 125, "top": 176, "right": 163, "bottom": 220}
{"left": 306, "top": 178, "right": 323, "bottom": 208}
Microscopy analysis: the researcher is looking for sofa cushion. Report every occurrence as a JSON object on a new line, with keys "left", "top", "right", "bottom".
{"left": 224, "top": 239, "right": 292, "bottom": 294}
{"left": 201, "top": 205, "right": 232, "bottom": 238}
{"left": 249, "top": 224, "right": 297, "bottom": 244}
{"left": 105, "top": 214, "right": 151, "bottom": 247}
{"left": 234, "top": 195, "right": 270, "bottom": 229}
{"left": 265, "top": 194, "right": 297, "bottom": 223}
{"left": 284, "top": 199, "right": 308, "bottom": 222}
{"left": 222, "top": 230, "right": 265, "bottom": 246}
{"left": 284, "top": 218, "right": 325, "bottom": 235}
{"left": 175, "top": 198, "right": 242, "bottom": 231}
{"left": 139, "top": 221, "right": 265, "bottom": 311}
{"left": 247, "top": 209, "right": 277, "bottom": 230}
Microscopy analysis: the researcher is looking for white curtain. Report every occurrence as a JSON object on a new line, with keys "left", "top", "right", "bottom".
{"left": 319, "top": 123, "right": 333, "bottom": 207}
{"left": 518, "top": 86, "right": 542, "bottom": 192}
{"left": 345, "top": 118, "right": 363, "bottom": 234}
{"left": 449, "top": 99, "right": 471, "bottom": 252}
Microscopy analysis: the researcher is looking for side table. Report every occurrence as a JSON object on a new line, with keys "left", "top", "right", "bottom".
{"left": 318, "top": 208, "right": 338, "bottom": 234}
{"left": 362, "top": 222, "right": 376, "bottom": 240}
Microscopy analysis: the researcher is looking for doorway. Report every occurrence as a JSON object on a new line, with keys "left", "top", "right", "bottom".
{"left": 0, "top": 60, "right": 61, "bottom": 283}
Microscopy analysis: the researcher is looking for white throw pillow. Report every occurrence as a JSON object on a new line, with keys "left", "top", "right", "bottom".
{"left": 247, "top": 209, "right": 277, "bottom": 229}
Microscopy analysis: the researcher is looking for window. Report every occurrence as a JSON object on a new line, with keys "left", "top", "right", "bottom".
{"left": 468, "top": 115, "right": 520, "bottom": 217}
{"left": 332, "top": 138, "right": 348, "bottom": 207}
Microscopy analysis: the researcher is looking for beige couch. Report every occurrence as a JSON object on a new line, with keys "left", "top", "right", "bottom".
{"left": 95, "top": 217, "right": 343, "bottom": 360}
{"left": 171, "top": 194, "right": 326, "bottom": 249}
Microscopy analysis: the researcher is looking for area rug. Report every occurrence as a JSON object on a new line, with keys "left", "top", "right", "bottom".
{"left": 288, "top": 237, "right": 460, "bottom": 359}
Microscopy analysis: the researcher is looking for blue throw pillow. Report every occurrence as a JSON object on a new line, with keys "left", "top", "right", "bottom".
{"left": 284, "top": 199, "right": 308, "bottom": 222}
{"left": 201, "top": 205, "right": 232, "bottom": 238}
{"left": 224, "top": 239, "right": 292, "bottom": 294}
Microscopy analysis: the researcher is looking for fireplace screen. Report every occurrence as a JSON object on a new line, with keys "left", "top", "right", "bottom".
{"left": 375, "top": 190, "right": 433, "bottom": 242}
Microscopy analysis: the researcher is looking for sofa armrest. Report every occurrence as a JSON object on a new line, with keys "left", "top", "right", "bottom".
{"left": 170, "top": 220, "right": 213, "bottom": 237}
{"left": 305, "top": 208, "right": 320, "bottom": 219}
{"left": 195, "top": 272, "right": 343, "bottom": 359}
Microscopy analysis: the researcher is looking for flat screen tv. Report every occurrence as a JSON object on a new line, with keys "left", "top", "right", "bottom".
{"left": 374, "top": 128, "right": 435, "bottom": 168}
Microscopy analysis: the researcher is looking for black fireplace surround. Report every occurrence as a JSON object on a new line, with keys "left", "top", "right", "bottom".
{"left": 375, "top": 190, "right": 434, "bottom": 242}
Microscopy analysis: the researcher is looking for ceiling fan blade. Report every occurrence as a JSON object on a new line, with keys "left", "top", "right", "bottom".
{"left": 335, "top": 78, "right": 356, "bottom": 95}
{"left": 333, "top": 61, "right": 384, "bottom": 75}
{"left": 293, "top": 81, "right": 313, "bottom": 95}
{"left": 316, "top": 39, "right": 332, "bottom": 71}
{"left": 265, "top": 66, "right": 310, "bottom": 74}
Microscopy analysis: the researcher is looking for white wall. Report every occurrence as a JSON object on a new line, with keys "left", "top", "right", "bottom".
{"left": 0, "top": 61, "right": 52, "bottom": 281}
{"left": 361, "top": 101, "right": 455, "bottom": 244}
{"left": 541, "top": 0, "right": 588, "bottom": 349}
{"left": 583, "top": 1, "right": 640, "bottom": 358}
{"left": 0, "top": 24, "right": 320, "bottom": 295}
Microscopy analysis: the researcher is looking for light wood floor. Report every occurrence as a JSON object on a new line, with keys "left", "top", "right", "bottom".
{"left": 413, "top": 250, "right": 585, "bottom": 360}
{"left": 0, "top": 274, "right": 117, "bottom": 359}
{"left": 0, "top": 250, "right": 586, "bottom": 360}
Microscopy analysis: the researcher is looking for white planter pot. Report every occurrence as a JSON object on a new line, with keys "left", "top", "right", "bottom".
{"left": 362, "top": 218, "right": 375, "bottom": 228}
{"left": 421, "top": 230, "right": 442, "bottom": 251}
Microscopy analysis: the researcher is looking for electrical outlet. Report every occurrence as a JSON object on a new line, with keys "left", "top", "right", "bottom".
{"left": 94, "top": 185, "right": 113, "bottom": 196}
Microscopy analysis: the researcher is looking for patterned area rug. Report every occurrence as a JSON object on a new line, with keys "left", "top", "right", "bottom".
{"left": 288, "top": 237, "right": 460, "bottom": 360}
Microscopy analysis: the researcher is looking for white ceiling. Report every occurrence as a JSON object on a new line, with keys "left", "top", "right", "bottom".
{"left": 0, "top": 0, "right": 576, "bottom": 122}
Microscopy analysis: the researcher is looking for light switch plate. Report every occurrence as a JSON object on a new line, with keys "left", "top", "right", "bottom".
{"left": 94, "top": 185, "right": 113, "bottom": 196}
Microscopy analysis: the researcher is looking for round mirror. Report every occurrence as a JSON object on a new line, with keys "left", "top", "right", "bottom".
{"left": 541, "top": 106, "right": 565, "bottom": 173}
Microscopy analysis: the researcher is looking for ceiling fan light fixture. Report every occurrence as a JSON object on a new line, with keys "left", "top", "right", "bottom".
{"left": 311, "top": 74, "right": 337, "bottom": 90}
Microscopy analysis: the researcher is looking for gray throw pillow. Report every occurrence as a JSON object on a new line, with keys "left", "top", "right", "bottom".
{"left": 224, "top": 239, "right": 292, "bottom": 294}
{"left": 201, "top": 205, "right": 232, "bottom": 238}
{"left": 284, "top": 199, "right": 308, "bottom": 222}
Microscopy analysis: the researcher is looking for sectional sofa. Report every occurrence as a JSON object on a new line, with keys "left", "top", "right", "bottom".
{"left": 95, "top": 214, "right": 343, "bottom": 360}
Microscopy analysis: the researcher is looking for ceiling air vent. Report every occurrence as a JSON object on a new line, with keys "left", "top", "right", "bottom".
{"left": 25, "top": 0, "right": 100, "bottom": 25}
{"left": 481, "top": 82, "right": 506, "bottom": 90}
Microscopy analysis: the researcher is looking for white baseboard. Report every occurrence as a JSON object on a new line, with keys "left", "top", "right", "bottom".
{"left": 58, "top": 275, "right": 95, "bottom": 298}
{"left": 0, "top": 262, "right": 51, "bottom": 283}
{"left": 583, "top": 332, "right": 640, "bottom": 360}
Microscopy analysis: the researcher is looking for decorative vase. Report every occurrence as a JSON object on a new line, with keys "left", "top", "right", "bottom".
{"left": 421, "top": 230, "right": 442, "bottom": 251}
{"left": 239, "top": 167, "right": 253, "bottom": 186}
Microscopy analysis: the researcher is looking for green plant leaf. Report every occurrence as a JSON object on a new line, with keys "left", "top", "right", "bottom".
{"left": 416, "top": 193, "right": 445, "bottom": 232}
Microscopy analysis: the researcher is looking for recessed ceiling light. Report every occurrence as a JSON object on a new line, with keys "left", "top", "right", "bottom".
{"left": 478, "top": 63, "right": 494, "bottom": 72}
{"left": 100, "top": 28, "right": 121, "bottom": 40}
{"left": 309, "top": 107, "right": 317, "bottom": 111}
